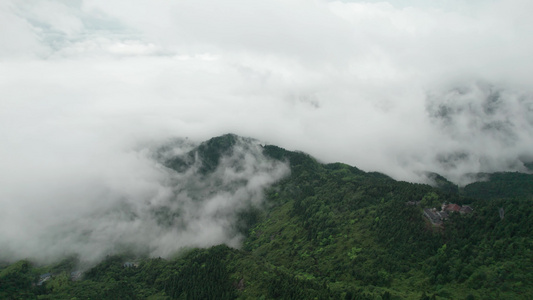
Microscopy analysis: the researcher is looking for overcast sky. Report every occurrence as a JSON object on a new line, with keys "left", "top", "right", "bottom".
{"left": 1, "top": 0, "right": 533, "bottom": 263}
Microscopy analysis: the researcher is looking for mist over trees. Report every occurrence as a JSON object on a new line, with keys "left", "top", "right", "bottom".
{"left": 2, "top": 0, "right": 533, "bottom": 298}
{"left": 2, "top": 135, "right": 532, "bottom": 299}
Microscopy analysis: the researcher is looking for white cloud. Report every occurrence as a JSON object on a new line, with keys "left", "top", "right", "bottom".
{"left": 1, "top": 0, "right": 533, "bottom": 263}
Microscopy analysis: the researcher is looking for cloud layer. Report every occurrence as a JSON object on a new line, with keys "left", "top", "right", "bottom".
{"left": 0, "top": 136, "right": 289, "bottom": 264}
{"left": 1, "top": 0, "right": 533, "bottom": 262}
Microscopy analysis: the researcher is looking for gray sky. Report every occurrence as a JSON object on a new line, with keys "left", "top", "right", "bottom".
{"left": 1, "top": 0, "right": 532, "bottom": 263}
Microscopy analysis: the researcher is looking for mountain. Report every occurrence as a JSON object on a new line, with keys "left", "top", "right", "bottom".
{"left": 462, "top": 172, "right": 533, "bottom": 200}
{"left": 2, "top": 134, "right": 532, "bottom": 299}
{"left": 164, "top": 133, "right": 245, "bottom": 175}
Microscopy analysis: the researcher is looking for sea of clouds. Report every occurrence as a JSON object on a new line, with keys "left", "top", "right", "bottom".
{"left": 1, "top": 0, "right": 532, "bottom": 263}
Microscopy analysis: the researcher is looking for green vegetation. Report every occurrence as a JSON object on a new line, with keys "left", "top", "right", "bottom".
{"left": 462, "top": 172, "right": 533, "bottom": 200}
{"left": 2, "top": 135, "right": 532, "bottom": 299}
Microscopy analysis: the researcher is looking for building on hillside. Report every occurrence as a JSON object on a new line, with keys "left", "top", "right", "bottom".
{"left": 37, "top": 273, "right": 52, "bottom": 286}
{"left": 444, "top": 203, "right": 461, "bottom": 212}
{"left": 460, "top": 205, "right": 474, "bottom": 214}
{"left": 424, "top": 203, "right": 473, "bottom": 226}
{"left": 423, "top": 208, "right": 442, "bottom": 225}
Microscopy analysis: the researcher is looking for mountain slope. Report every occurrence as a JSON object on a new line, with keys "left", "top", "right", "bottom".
{"left": 2, "top": 134, "right": 532, "bottom": 299}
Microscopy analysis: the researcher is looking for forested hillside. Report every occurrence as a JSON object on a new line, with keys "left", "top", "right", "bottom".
{"left": 1, "top": 135, "right": 532, "bottom": 299}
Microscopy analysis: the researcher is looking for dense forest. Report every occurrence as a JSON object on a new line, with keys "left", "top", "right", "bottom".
{"left": 2, "top": 134, "right": 532, "bottom": 299}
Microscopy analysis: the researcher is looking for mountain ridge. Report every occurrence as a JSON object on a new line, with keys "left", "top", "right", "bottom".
{"left": 2, "top": 134, "right": 532, "bottom": 299}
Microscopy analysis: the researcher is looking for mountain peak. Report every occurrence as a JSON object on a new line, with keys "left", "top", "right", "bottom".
{"left": 164, "top": 133, "right": 257, "bottom": 175}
